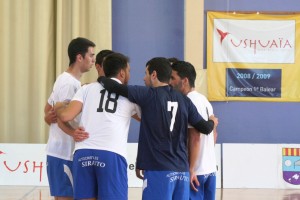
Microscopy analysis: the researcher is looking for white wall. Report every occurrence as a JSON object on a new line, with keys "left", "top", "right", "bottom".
{"left": 2, "top": 143, "right": 299, "bottom": 189}
{"left": 0, "top": 143, "right": 221, "bottom": 188}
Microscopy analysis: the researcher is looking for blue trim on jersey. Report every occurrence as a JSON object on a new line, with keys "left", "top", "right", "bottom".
{"left": 73, "top": 149, "right": 128, "bottom": 200}
{"left": 143, "top": 170, "right": 190, "bottom": 200}
{"left": 46, "top": 155, "right": 73, "bottom": 197}
{"left": 189, "top": 172, "right": 216, "bottom": 200}
{"left": 128, "top": 85, "right": 202, "bottom": 171}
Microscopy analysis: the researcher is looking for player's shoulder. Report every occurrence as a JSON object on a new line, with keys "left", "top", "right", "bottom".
{"left": 82, "top": 81, "right": 99, "bottom": 87}
{"left": 170, "top": 89, "right": 193, "bottom": 107}
{"left": 188, "top": 91, "right": 209, "bottom": 101}
{"left": 128, "top": 85, "right": 148, "bottom": 91}
{"left": 57, "top": 72, "right": 72, "bottom": 80}
{"left": 173, "top": 88, "right": 189, "bottom": 99}
{"left": 79, "top": 82, "right": 103, "bottom": 94}
{"left": 128, "top": 85, "right": 154, "bottom": 99}
{"left": 55, "top": 72, "right": 79, "bottom": 85}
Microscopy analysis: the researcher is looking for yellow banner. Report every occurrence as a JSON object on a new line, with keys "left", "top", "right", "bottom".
{"left": 207, "top": 11, "right": 300, "bottom": 102}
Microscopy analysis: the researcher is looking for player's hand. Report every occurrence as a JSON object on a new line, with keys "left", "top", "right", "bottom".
{"left": 190, "top": 171, "right": 200, "bottom": 192}
{"left": 44, "top": 107, "right": 57, "bottom": 125}
{"left": 209, "top": 115, "right": 218, "bottom": 127}
{"left": 135, "top": 168, "right": 144, "bottom": 180}
{"left": 73, "top": 127, "right": 89, "bottom": 142}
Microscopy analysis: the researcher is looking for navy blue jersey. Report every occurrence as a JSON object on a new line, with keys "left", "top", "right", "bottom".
{"left": 128, "top": 85, "right": 203, "bottom": 171}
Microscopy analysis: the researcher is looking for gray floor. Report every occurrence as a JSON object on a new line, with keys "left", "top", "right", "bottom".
{"left": 1, "top": 186, "right": 300, "bottom": 200}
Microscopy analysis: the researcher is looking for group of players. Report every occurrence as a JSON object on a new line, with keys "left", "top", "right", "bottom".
{"left": 44, "top": 37, "right": 219, "bottom": 200}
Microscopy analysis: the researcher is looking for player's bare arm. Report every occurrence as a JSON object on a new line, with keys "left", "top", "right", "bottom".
{"left": 54, "top": 101, "right": 82, "bottom": 122}
{"left": 135, "top": 168, "right": 144, "bottom": 180}
{"left": 57, "top": 120, "right": 89, "bottom": 142}
{"left": 44, "top": 103, "right": 57, "bottom": 125}
{"left": 188, "top": 128, "right": 201, "bottom": 192}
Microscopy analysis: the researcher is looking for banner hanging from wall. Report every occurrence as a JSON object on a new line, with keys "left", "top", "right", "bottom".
{"left": 207, "top": 11, "right": 300, "bottom": 102}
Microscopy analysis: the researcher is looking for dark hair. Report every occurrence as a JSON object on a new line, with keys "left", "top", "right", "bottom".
{"left": 103, "top": 53, "right": 129, "bottom": 78}
{"left": 171, "top": 61, "right": 196, "bottom": 87}
{"left": 168, "top": 57, "right": 180, "bottom": 64}
{"left": 96, "top": 50, "right": 114, "bottom": 65}
{"left": 146, "top": 57, "right": 172, "bottom": 84}
{"left": 68, "top": 37, "right": 96, "bottom": 66}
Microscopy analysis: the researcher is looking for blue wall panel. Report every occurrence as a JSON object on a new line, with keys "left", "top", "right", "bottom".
{"left": 213, "top": 102, "right": 300, "bottom": 143}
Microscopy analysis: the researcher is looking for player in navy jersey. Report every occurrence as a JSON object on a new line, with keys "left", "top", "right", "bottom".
{"left": 98, "top": 57, "right": 218, "bottom": 200}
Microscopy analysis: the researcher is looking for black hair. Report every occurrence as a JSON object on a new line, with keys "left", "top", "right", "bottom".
{"left": 146, "top": 57, "right": 172, "bottom": 84}
{"left": 103, "top": 53, "right": 129, "bottom": 78}
{"left": 96, "top": 50, "right": 114, "bottom": 65}
{"left": 171, "top": 61, "right": 196, "bottom": 87}
{"left": 168, "top": 57, "right": 180, "bottom": 64}
{"left": 68, "top": 37, "right": 96, "bottom": 66}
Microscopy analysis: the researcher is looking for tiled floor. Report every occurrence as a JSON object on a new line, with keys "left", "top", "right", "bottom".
{"left": 1, "top": 186, "right": 300, "bottom": 200}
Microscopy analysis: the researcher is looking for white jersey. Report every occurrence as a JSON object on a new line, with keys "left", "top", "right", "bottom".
{"left": 46, "top": 72, "right": 81, "bottom": 161}
{"left": 187, "top": 91, "right": 217, "bottom": 175}
{"left": 72, "top": 78, "right": 140, "bottom": 159}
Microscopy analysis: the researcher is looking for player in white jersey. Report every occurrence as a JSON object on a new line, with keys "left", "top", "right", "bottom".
{"left": 44, "top": 37, "right": 95, "bottom": 200}
{"left": 170, "top": 61, "right": 218, "bottom": 200}
{"left": 55, "top": 49, "right": 115, "bottom": 142}
{"left": 54, "top": 53, "right": 140, "bottom": 200}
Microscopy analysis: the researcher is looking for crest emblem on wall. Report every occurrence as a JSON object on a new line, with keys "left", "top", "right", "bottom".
{"left": 282, "top": 148, "right": 300, "bottom": 185}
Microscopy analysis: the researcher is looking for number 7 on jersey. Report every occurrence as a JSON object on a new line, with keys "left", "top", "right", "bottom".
{"left": 167, "top": 101, "right": 178, "bottom": 132}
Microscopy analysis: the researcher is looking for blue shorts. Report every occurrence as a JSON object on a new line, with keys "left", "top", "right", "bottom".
{"left": 73, "top": 149, "right": 128, "bottom": 200}
{"left": 189, "top": 172, "right": 216, "bottom": 200}
{"left": 142, "top": 170, "right": 190, "bottom": 200}
{"left": 46, "top": 155, "right": 73, "bottom": 197}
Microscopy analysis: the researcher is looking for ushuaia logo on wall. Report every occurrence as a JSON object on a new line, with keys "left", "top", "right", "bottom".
{"left": 213, "top": 19, "right": 295, "bottom": 63}
{"left": 215, "top": 28, "right": 292, "bottom": 54}
{"left": 282, "top": 148, "right": 300, "bottom": 185}
{"left": 0, "top": 147, "right": 45, "bottom": 183}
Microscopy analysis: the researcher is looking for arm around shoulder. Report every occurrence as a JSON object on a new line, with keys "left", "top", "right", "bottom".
{"left": 192, "top": 115, "right": 218, "bottom": 135}
{"left": 97, "top": 76, "right": 129, "bottom": 97}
